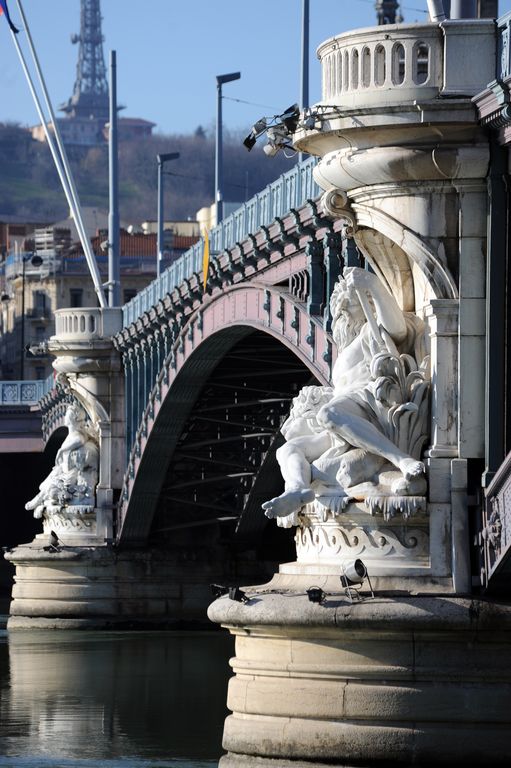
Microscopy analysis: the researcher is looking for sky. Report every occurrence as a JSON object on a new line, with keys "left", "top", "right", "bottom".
{"left": 1, "top": 0, "right": 511, "bottom": 138}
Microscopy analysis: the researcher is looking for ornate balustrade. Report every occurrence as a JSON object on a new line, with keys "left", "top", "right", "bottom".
{"left": 316, "top": 20, "right": 495, "bottom": 114}
{"left": 482, "top": 454, "right": 511, "bottom": 590}
{"left": 0, "top": 375, "right": 53, "bottom": 406}
{"left": 54, "top": 307, "right": 123, "bottom": 341}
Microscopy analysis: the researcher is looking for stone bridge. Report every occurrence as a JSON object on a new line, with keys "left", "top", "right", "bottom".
{"left": 8, "top": 14, "right": 511, "bottom": 765}
{"left": 6, "top": 14, "right": 511, "bottom": 643}
{"left": 34, "top": 158, "right": 350, "bottom": 556}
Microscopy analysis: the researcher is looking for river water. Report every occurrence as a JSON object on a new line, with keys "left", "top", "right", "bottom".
{"left": 0, "top": 625, "right": 234, "bottom": 767}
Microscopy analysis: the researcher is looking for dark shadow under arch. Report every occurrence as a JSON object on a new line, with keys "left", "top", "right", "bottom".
{"left": 119, "top": 328, "right": 317, "bottom": 564}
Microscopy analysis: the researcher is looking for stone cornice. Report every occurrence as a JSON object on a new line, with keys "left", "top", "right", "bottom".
{"left": 473, "top": 78, "right": 511, "bottom": 142}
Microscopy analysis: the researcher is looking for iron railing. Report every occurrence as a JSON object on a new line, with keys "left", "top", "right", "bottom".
{"left": 122, "top": 157, "right": 320, "bottom": 327}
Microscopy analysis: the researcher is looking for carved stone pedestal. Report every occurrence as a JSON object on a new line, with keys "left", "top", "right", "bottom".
{"left": 208, "top": 593, "right": 511, "bottom": 767}
{"left": 275, "top": 499, "right": 451, "bottom": 593}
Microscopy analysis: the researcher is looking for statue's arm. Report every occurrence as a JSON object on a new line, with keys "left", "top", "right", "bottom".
{"left": 345, "top": 268, "right": 406, "bottom": 342}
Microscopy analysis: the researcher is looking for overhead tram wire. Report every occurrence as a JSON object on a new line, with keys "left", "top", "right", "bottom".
{"left": 163, "top": 170, "right": 254, "bottom": 193}
{"left": 223, "top": 96, "right": 281, "bottom": 111}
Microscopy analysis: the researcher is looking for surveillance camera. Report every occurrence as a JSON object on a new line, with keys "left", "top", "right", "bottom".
{"left": 100, "top": 240, "right": 109, "bottom": 252}
{"left": 303, "top": 115, "right": 316, "bottom": 130}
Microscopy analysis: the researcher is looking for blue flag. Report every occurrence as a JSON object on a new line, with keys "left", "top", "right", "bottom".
{"left": 0, "top": 0, "right": 19, "bottom": 34}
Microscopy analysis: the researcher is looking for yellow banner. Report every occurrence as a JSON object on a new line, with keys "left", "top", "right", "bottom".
{"left": 202, "top": 227, "right": 210, "bottom": 293}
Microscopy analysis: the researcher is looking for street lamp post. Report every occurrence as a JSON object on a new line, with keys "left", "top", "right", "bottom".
{"left": 215, "top": 71, "right": 240, "bottom": 225}
{"left": 19, "top": 252, "right": 43, "bottom": 380}
{"left": 157, "top": 152, "right": 180, "bottom": 278}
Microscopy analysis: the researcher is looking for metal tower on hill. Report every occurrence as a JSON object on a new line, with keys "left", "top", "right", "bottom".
{"left": 60, "top": 0, "right": 109, "bottom": 120}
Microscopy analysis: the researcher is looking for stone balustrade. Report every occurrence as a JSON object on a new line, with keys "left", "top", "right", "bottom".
{"left": 54, "top": 307, "right": 123, "bottom": 342}
{"left": 0, "top": 377, "right": 52, "bottom": 406}
{"left": 317, "top": 20, "right": 495, "bottom": 110}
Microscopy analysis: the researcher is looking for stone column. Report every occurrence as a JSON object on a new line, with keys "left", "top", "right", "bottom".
{"left": 47, "top": 307, "right": 124, "bottom": 543}
{"left": 5, "top": 307, "right": 131, "bottom": 627}
{"left": 424, "top": 299, "right": 459, "bottom": 459}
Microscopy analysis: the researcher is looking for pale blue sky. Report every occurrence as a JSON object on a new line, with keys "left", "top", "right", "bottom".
{"left": 1, "top": 0, "right": 510, "bottom": 137}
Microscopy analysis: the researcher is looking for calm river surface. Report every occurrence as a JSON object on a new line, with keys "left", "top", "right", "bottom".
{"left": 0, "top": 626, "right": 234, "bottom": 768}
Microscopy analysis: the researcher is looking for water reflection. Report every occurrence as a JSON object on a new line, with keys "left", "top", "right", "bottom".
{"left": 0, "top": 629, "right": 234, "bottom": 767}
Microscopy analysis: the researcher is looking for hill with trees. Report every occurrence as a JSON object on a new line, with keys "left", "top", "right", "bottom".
{"left": 0, "top": 122, "right": 298, "bottom": 225}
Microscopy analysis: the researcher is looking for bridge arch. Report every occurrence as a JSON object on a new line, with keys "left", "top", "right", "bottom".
{"left": 118, "top": 283, "right": 334, "bottom": 546}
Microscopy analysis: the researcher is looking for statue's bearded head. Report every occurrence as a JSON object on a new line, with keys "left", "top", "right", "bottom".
{"left": 330, "top": 277, "right": 367, "bottom": 350}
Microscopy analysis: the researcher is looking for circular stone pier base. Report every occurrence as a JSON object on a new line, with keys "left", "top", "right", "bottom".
{"left": 208, "top": 585, "right": 511, "bottom": 766}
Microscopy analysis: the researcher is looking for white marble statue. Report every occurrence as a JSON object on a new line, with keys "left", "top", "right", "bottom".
{"left": 26, "top": 404, "right": 99, "bottom": 521}
{"left": 262, "top": 267, "right": 430, "bottom": 522}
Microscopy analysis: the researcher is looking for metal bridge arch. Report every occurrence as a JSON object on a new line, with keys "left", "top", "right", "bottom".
{"left": 117, "top": 283, "right": 334, "bottom": 545}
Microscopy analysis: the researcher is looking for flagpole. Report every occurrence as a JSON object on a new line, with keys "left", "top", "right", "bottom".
{"left": 11, "top": 0, "right": 107, "bottom": 307}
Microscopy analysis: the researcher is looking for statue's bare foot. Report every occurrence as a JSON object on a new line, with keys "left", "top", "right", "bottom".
{"left": 391, "top": 473, "right": 427, "bottom": 496}
{"left": 262, "top": 488, "right": 315, "bottom": 519}
{"left": 398, "top": 457, "right": 424, "bottom": 480}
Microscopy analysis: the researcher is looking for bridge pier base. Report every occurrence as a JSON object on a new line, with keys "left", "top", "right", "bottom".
{"left": 209, "top": 586, "right": 511, "bottom": 767}
{"left": 6, "top": 539, "right": 244, "bottom": 629}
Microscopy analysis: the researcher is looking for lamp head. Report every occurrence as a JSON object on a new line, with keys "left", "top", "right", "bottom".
{"left": 158, "top": 152, "right": 180, "bottom": 165}
{"left": 340, "top": 559, "right": 374, "bottom": 601}
{"left": 228, "top": 586, "right": 249, "bottom": 603}
{"left": 280, "top": 103, "right": 300, "bottom": 133}
{"left": 211, "top": 583, "right": 229, "bottom": 599}
{"left": 217, "top": 71, "right": 241, "bottom": 86}
{"left": 243, "top": 132, "right": 257, "bottom": 151}
{"left": 342, "top": 558, "right": 367, "bottom": 585}
{"left": 263, "top": 143, "right": 280, "bottom": 157}
{"left": 242, "top": 119, "right": 268, "bottom": 151}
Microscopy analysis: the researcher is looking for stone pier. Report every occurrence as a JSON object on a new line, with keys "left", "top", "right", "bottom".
{"left": 208, "top": 17, "right": 511, "bottom": 766}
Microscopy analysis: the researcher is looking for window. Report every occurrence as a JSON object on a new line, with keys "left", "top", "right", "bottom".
{"left": 33, "top": 290, "right": 47, "bottom": 313}
{"left": 70, "top": 288, "right": 83, "bottom": 308}
{"left": 35, "top": 366, "right": 45, "bottom": 380}
{"left": 35, "top": 326, "right": 45, "bottom": 342}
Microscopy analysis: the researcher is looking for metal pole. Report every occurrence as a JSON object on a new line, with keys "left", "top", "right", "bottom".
{"left": 20, "top": 256, "right": 25, "bottom": 380}
{"left": 157, "top": 158, "right": 164, "bottom": 278}
{"left": 108, "top": 49, "right": 120, "bottom": 307}
{"left": 13, "top": 0, "right": 107, "bottom": 307}
{"left": 450, "top": 0, "right": 477, "bottom": 17}
{"left": 156, "top": 152, "right": 180, "bottom": 278}
{"left": 215, "top": 72, "right": 240, "bottom": 226}
{"left": 427, "top": 0, "right": 447, "bottom": 20}
{"left": 216, "top": 80, "right": 223, "bottom": 225}
{"left": 301, "top": 0, "right": 309, "bottom": 111}
{"left": 300, "top": 0, "right": 310, "bottom": 163}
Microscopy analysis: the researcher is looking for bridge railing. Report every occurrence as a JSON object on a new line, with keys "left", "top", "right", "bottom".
{"left": 123, "top": 157, "right": 320, "bottom": 327}
{"left": 0, "top": 374, "right": 54, "bottom": 406}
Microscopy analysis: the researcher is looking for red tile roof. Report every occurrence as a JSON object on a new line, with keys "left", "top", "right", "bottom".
{"left": 69, "top": 231, "right": 200, "bottom": 259}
